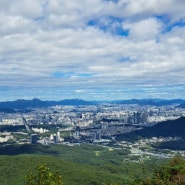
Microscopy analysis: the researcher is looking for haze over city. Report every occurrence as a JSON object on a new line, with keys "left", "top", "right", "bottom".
{"left": 1, "top": 0, "right": 185, "bottom": 101}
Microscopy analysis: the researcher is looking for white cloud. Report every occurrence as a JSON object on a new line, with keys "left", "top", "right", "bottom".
{"left": 123, "top": 18, "right": 163, "bottom": 41}
{"left": 0, "top": 0, "right": 185, "bottom": 100}
{"left": 0, "top": 13, "right": 36, "bottom": 35}
{"left": 0, "top": 0, "right": 44, "bottom": 18}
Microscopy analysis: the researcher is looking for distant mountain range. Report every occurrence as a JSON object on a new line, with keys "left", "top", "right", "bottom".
{"left": 0, "top": 98, "right": 185, "bottom": 112}
{"left": 0, "top": 98, "right": 95, "bottom": 111}
{"left": 111, "top": 99, "right": 185, "bottom": 106}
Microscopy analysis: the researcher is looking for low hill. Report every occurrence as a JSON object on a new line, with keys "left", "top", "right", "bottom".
{"left": 152, "top": 139, "right": 185, "bottom": 150}
{"left": 117, "top": 117, "right": 185, "bottom": 141}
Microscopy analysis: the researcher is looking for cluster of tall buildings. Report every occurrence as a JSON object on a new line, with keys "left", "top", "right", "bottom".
{"left": 31, "top": 131, "right": 62, "bottom": 145}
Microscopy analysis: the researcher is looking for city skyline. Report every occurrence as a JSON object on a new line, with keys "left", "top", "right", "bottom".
{"left": 1, "top": 0, "right": 185, "bottom": 101}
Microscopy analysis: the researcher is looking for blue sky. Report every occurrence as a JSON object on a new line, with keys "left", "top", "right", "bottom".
{"left": 0, "top": 0, "right": 185, "bottom": 101}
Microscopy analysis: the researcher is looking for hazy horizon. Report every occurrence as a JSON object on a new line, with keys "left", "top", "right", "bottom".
{"left": 0, "top": 97, "right": 185, "bottom": 103}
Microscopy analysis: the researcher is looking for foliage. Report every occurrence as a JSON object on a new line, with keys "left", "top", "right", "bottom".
{"left": 0, "top": 154, "right": 125, "bottom": 185}
{"left": 0, "top": 125, "right": 26, "bottom": 132}
{"left": 26, "top": 164, "right": 63, "bottom": 185}
{"left": 133, "top": 156, "right": 185, "bottom": 185}
{"left": 152, "top": 139, "right": 185, "bottom": 150}
{"left": 0, "top": 143, "right": 167, "bottom": 185}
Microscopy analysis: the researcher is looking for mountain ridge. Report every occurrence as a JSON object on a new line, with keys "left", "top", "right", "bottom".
{"left": 0, "top": 98, "right": 185, "bottom": 111}
{"left": 117, "top": 116, "right": 185, "bottom": 141}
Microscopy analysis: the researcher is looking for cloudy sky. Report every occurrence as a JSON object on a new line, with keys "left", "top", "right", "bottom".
{"left": 1, "top": 0, "right": 185, "bottom": 101}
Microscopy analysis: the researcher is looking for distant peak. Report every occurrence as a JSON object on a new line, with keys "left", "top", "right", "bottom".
{"left": 32, "top": 98, "right": 42, "bottom": 102}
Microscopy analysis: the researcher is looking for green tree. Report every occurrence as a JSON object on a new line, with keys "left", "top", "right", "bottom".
{"left": 26, "top": 164, "right": 63, "bottom": 185}
{"left": 133, "top": 156, "right": 185, "bottom": 185}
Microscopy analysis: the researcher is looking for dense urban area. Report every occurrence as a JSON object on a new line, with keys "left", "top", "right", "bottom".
{"left": 1, "top": 102, "right": 185, "bottom": 161}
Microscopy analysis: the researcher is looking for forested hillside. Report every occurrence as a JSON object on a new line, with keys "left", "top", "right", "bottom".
{"left": 0, "top": 144, "right": 166, "bottom": 185}
{"left": 117, "top": 117, "right": 185, "bottom": 142}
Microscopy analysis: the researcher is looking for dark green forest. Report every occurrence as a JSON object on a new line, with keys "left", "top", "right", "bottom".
{"left": 0, "top": 144, "right": 168, "bottom": 185}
